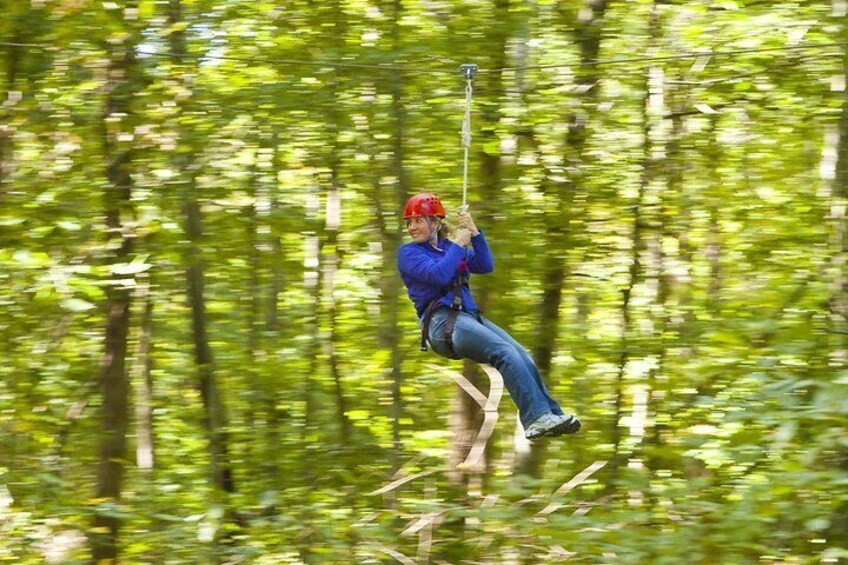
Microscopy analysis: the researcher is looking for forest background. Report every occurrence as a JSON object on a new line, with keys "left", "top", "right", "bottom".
{"left": 2, "top": 0, "right": 848, "bottom": 563}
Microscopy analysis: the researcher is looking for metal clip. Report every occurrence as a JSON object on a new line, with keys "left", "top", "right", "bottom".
{"left": 459, "top": 63, "right": 478, "bottom": 80}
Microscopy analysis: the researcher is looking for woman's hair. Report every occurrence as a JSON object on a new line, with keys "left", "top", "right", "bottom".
{"left": 433, "top": 217, "right": 451, "bottom": 240}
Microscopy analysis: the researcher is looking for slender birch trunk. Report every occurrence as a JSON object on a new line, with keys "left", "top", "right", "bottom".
{"left": 134, "top": 275, "right": 155, "bottom": 471}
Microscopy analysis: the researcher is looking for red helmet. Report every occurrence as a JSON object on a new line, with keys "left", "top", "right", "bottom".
{"left": 403, "top": 193, "right": 445, "bottom": 219}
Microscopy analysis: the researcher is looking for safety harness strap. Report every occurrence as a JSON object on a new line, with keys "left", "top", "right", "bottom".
{"left": 420, "top": 268, "right": 477, "bottom": 357}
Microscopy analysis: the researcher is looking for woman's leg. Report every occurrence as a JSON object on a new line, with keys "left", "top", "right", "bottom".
{"left": 441, "top": 311, "right": 552, "bottom": 429}
{"left": 477, "top": 316, "right": 565, "bottom": 416}
{"left": 425, "top": 308, "right": 461, "bottom": 360}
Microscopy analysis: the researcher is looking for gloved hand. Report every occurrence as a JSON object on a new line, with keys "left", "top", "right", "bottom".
{"left": 456, "top": 211, "right": 479, "bottom": 236}
{"left": 453, "top": 227, "right": 472, "bottom": 247}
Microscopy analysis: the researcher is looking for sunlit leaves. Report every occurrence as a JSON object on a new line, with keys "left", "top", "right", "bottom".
{"left": 1, "top": 0, "right": 847, "bottom": 563}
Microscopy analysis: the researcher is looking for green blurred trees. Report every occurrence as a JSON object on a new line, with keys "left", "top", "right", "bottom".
{"left": 1, "top": 0, "right": 847, "bottom": 564}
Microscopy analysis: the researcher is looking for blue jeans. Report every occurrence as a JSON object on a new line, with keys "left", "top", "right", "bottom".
{"left": 425, "top": 308, "right": 564, "bottom": 429}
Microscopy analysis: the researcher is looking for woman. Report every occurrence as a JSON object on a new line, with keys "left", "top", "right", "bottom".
{"left": 397, "top": 192, "right": 581, "bottom": 440}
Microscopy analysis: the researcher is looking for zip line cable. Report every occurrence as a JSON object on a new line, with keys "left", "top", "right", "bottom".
{"left": 480, "top": 41, "right": 848, "bottom": 73}
{"left": 0, "top": 41, "right": 449, "bottom": 74}
{"left": 0, "top": 39, "right": 845, "bottom": 75}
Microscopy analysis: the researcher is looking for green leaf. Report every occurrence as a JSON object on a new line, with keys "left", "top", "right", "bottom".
{"left": 12, "top": 250, "right": 50, "bottom": 267}
{"left": 61, "top": 298, "right": 97, "bottom": 312}
{"left": 109, "top": 254, "right": 152, "bottom": 275}
{"left": 805, "top": 517, "right": 830, "bottom": 532}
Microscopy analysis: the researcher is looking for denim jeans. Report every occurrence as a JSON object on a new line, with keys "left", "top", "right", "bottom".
{"left": 425, "top": 308, "right": 564, "bottom": 429}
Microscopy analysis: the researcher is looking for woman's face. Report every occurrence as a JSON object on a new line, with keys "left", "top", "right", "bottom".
{"left": 405, "top": 216, "right": 438, "bottom": 244}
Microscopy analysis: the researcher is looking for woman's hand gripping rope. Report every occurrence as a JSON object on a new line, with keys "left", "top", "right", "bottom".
{"left": 456, "top": 210, "right": 479, "bottom": 236}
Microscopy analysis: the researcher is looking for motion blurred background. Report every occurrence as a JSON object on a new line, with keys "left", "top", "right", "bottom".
{"left": 1, "top": 0, "right": 847, "bottom": 563}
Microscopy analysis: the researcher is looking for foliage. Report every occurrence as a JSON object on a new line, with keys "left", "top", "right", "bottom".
{"left": 1, "top": 0, "right": 847, "bottom": 563}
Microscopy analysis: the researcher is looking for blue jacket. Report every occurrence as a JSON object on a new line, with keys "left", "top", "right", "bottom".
{"left": 397, "top": 231, "right": 495, "bottom": 318}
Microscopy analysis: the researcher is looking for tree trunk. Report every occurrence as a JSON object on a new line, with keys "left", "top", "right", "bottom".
{"left": 134, "top": 275, "right": 155, "bottom": 471}
{"left": 368, "top": 98, "right": 405, "bottom": 470}
{"left": 324, "top": 5, "right": 352, "bottom": 446}
{"left": 386, "top": 0, "right": 410, "bottom": 461}
{"left": 609, "top": 0, "right": 667, "bottom": 496}
{"left": 299, "top": 226, "right": 321, "bottom": 560}
{"left": 92, "top": 298, "right": 132, "bottom": 564}
{"left": 244, "top": 160, "right": 261, "bottom": 467}
{"left": 302, "top": 228, "right": 320, "bottom": 448}
{"left": 90, "top": 24, "right": 138, "bottom": 564}
{"left": 184, "top": 191, "right": 236, "bottom": 498}
{"left": 608, "top": 187, "right": 645, "bottom": 490}
{"left": 324, "top": 164, "right": 351, "bottom": 445}
{"left": 266, "top": 129, "right": 287, "bottom": 486}
{"left": 641, "top": 0, "right": 675, "bottom": 485}
{"left": 448, "top": 0, "right": 510, "bottom": 488}
{"left": 515, "top": 0, "right": 608, "bottom": 477}
{"left": 0, "top": 31, "right": 21, "bottom": 202}
{"left": 169, "top": 0, "right": 237, "bottom": 512}
{"left": 830, "top": 0, "right": 848, "bottom": 364}
{"left": 826, "top": 0, "right": 848, "bottom": 542}
{"left": 706, "top": 114, "right": 723, "bottom": 317}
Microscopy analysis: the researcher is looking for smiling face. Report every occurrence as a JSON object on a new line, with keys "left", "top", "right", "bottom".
{"left": 405, "top": 216, "right": 439, "bottom": 244}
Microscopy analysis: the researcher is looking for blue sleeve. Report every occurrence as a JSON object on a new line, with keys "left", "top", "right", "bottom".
{"left": 467, "top": 231, "right": 494, "bottom": 274}
{"left": 398, "top": 243, "right": 466, "bottom": 288}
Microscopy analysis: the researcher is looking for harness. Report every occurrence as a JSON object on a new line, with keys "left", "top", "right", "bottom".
{"left": 420, "top": 261, "right": 479, "bottom": 358}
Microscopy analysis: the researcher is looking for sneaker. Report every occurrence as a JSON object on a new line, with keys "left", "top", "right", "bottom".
{"left": 525, "top": 413, "right": 582, "bottom": 440}
{"left": 546, "top": 414, "right": 581, "bottom": 437}
{"left": 524, "top": 413, "right": 562, "bottom": 440}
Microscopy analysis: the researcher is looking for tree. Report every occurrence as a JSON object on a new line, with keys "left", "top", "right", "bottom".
{"left": 516, "top": 0, "right": 608, "bottom": 477}
{"left": 90, "top": 2, "right": 143, "bottom": 561}
{"left": 168, "top": 0, "right": 239, "bottom": 533}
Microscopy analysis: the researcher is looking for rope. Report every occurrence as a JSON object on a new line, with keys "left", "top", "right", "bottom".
{"left": 460, "top": 66, "right": 476, "bottom": 213}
